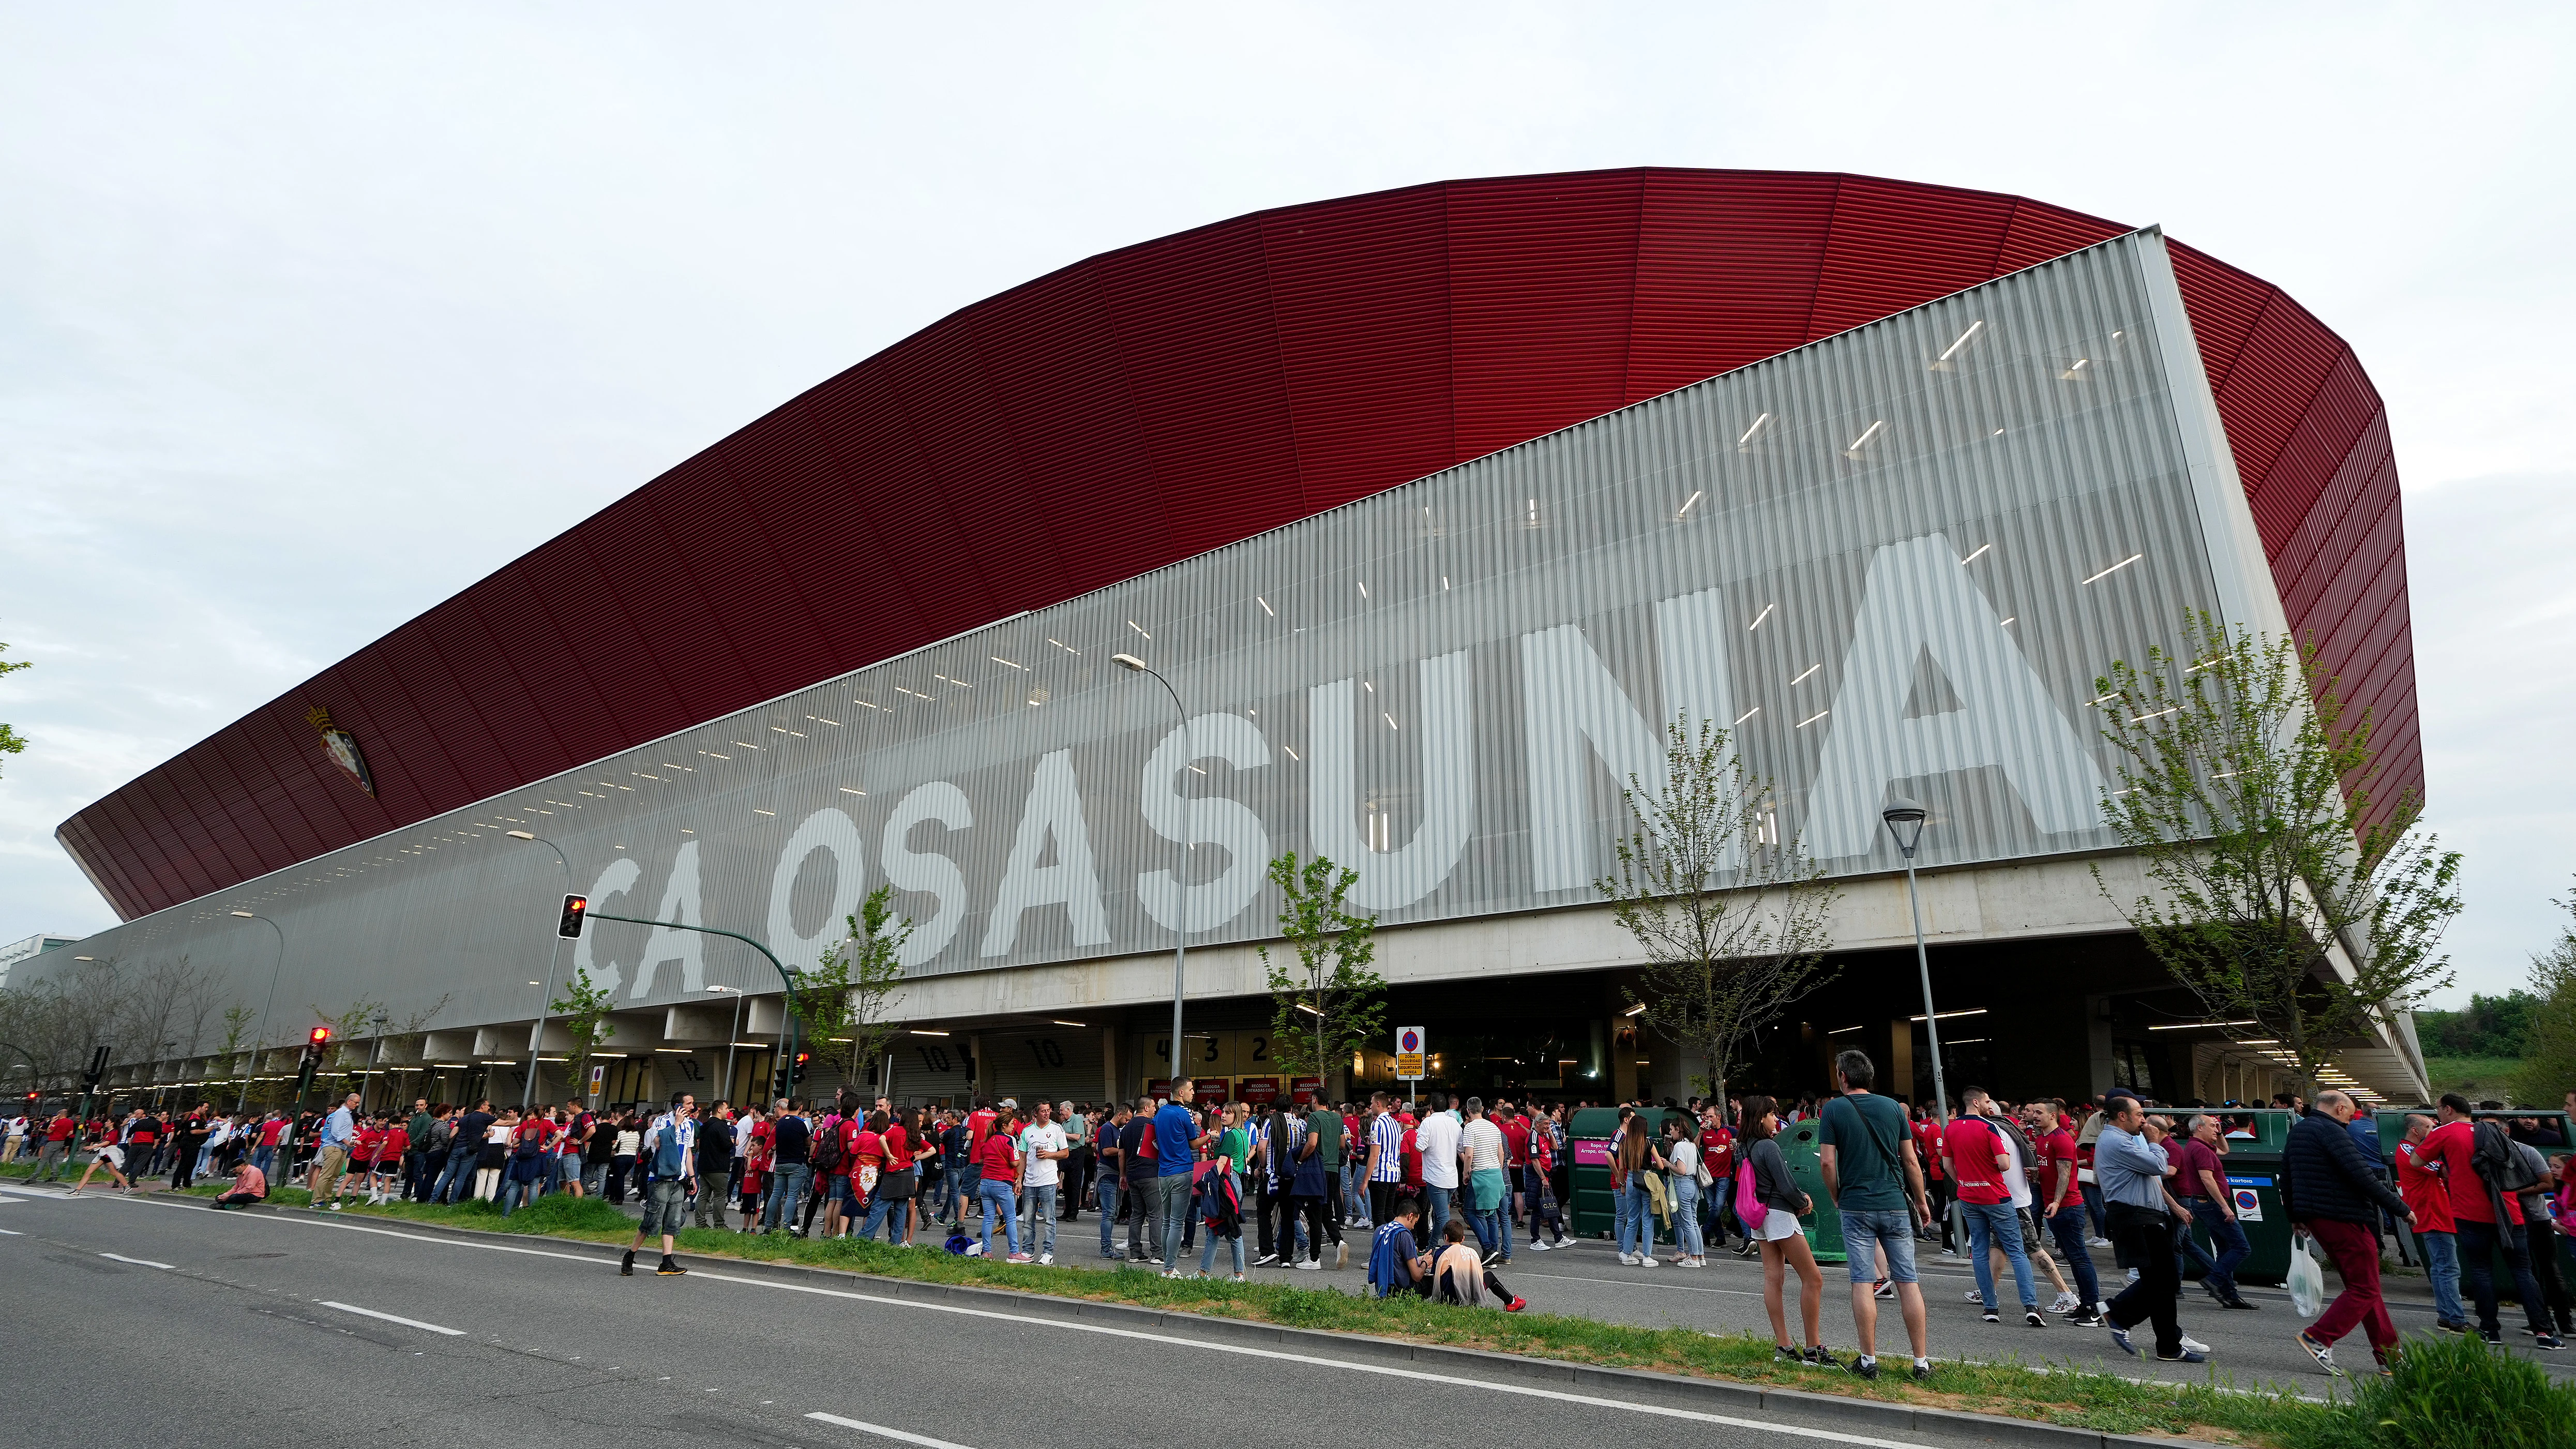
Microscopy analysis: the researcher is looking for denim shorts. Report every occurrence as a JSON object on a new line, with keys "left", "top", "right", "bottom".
{"left": 1838, "top": 1206, "right": 1918, "bottom": 1284}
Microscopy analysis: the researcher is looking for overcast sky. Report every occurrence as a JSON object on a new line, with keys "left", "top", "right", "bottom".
{"left": 1, "top": 6, "right": 2568, "bottom": 1005}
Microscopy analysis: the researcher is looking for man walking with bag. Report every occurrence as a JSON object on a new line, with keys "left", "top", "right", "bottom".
{"left": 622, "top": 1093, "right": 695, "bottom": 1278}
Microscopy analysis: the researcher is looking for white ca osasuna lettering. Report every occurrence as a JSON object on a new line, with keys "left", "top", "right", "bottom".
{"left": 1308, "top": 650, "right": 1474, "bottom": 912}
{"left": 624, "top": 839, "right": 707, "bottom": 1000}
{"left": 980, "top": 750, "right": 1110, "bottom": 956}
{"left": 1137, "top": 714, "right": 1272, "bottom": 934}
{"left": 1803, "top": 531, "right": 2111, "bottom": 858}
{"left": 767, "top": 807, "right": 871, "bottom": 973}
{"left": 1523, "top": 587, "right": 1740, "bottom": 894}
{"left": 573, "top": 856, "right": 641, "bottom": 996}
{"left": 880, "top": 782, "right": 972, "bottom": 969}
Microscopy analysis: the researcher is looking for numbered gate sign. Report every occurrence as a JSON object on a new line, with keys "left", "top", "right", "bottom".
{"left": 1394, "top": 1026, "right": 1426, "bottom": 1081}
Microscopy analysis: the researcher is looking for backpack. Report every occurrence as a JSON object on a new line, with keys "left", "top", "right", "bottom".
{"left": 1201, "top": 1164, "right": 1242, "bottom": 1230}
{"left": 811, "top": 1124, "right": 846, "bottom": 1174}
{"left": 2473, "top": 1121, "right": 2545, "bottom": 1194}
{"left": 1734, "top": 1157, "right": 1765, "bottom": 1225}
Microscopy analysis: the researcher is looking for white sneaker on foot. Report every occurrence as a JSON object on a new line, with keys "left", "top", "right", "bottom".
{"left": 1638, "top": 1255, "right": 1659, "bottom": 1267}
{"left": 1618, "top": 1252, "right": 1639, "bottom": 1265}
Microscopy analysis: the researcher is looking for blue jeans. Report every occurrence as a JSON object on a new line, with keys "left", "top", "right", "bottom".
{"left": 2187, "top": 1198, "right": 2249, "bottom": 1299}
{"left": 252, "top": 1144, "right": 277, "bottom": 1182}
{"left": 1609, "top": 1177, "right": 1631, "bottom": 1251}
{"left": 500, "top": 1165, "right": 545, "bottom": 1216}
{"left": 1669, "top": 1177, "right": 1704, "bottom": 1258}
{"left": 763, "top": 1163, "right": 812, "bottom": 1232}
{"left": 1617, "top": 1179, "right": 1654, "bottom": 1257}
{"left": 977, "top": 1179, "right": 1020, "bottom": 1257}
{"left": 1198, "top": 1222, "right": 1244, "bottom": 1276}
{"left": 1096, "top": 1176, "right": 1122, "bottom": 1256}
{"left": 2047, "top": 1202, "right": 2101, "bottom": 1307}
{"left": 1961, "top": 1200, "right": 2035, "bottom": 1310}
{"left": 1156, "top": 1174, "right": 1192, "bottom": 1266}
{"left": 2419, "top": 1229, "right": 2466, "bottom": 1324}
{"left": 1465, "top": 1202, "right": 1501, "bottom": 1257}
{"left": 2457, "top": 1218, "right": 2550, "bottom": 1337}
{"left": 859, "top": 1188, "right": 902, "bottom": 1243}
{"left": 1021, "top": 1183, "right": 1058, "bottom": 1258}
{"left": 1840, "top": 1206, "right": 1918, "bottom": 1283}
{"left": 431, "top": 1147, "right": 474, "bottom": 1203}
{"left": 1425, "top": 1183, "right": 1455, "bottom": 1243}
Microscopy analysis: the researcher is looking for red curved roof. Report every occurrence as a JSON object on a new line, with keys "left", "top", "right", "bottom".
{"left": 61, "top": 168, "right": 2419, "bottom": 920}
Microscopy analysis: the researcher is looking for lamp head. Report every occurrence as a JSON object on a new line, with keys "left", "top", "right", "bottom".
{"left": 1880, "top": 796, "right": 1929, "bottom": 859}
{"left": 505, "top": 830, "right": 537, "bottom": 841}
{"left": 1110, "top": 653, "right": 1148, "bottom": 672}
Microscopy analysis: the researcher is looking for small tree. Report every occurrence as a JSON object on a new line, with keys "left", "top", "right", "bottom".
{"left": 1598, "top": 716, "right": 1840, "bottom": 1112}
{"left": 1260, "top": 852, "right": 1388, "bottom": 1096}
{"left": 0, "top": 637, "right": 27, "bottom": 778}
{"left": 549, "top": 966, "right": 617, "bottom": 1100}
{"left": 798, "top": 885, "right": 913, "bottom": 1095}
{"left": 2512, "top": 880, "right": 2576, "bottom": 1107}
{"left": 2093, "top": 612, "right": 2461, "bottom": 1098}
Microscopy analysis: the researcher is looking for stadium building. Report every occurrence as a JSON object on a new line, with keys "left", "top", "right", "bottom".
{"left": 38, "top": 169, "right": 2428, "bottom": 1112}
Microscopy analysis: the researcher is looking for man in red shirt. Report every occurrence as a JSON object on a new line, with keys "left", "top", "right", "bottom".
{"left": 1942, "top": 1090, "right": 2038, "bottom": 1323}
{"left": 2032, "top": 1101, "right": 2102, "bottom": 1322}
{"left": 974, "top": 1105, "right": 1028, "bottom": 1262}
{"left": 36, "top": 1110, "right": 76, "bottom": 1182}
{"left": 2394, "top": 1112, "right": 2465, "bottom": 1331}
{"left": 1911, "top": 1107, "right": 1952, "bottom": 1254}
{"left": 2421, "top": 1094, "right": 2549, "bottom": 1342}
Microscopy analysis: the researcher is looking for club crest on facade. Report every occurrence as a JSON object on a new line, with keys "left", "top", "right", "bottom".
{"left": 306, "top": 706, "right": 375, "bottom": 797}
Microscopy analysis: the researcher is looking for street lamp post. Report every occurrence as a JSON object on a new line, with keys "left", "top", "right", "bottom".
{"left": 708, "top": 985, "right": 746, "bottom": 1106}
{"left": 229, "top": 910, "right": 287, "bottom": 1115}
{"left": 1880, "top": 796, "right": 1950, "bottom": 1127}
{"left": 1111, "top": 652, "right": 1190, "bottom": 1094}
{"left": 504, "top": 832, "right": 574, "bottom": 1111}
{"left": 363, "top": 1012, "right": 390, "bottom": 1112}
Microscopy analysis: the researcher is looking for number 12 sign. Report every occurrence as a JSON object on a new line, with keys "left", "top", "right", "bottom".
{"left": 1395, "top": 1027, "right": 1426, "bottom": 1081}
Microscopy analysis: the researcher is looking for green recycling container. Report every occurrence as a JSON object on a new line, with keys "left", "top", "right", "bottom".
{"left": 1569, "top": 1106, "right": 1684, "bottom": 1243}
{"left": 1777, "top": 1115, "right": 1846, "bottom": 1264}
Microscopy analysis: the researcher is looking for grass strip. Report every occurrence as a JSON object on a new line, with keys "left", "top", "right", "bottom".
{"left": 0, "top": 1161, "right": 2341, "bottom": 1446}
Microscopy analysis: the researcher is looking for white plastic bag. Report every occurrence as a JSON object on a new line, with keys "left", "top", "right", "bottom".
{"left": 2286, "top": 1232, "right": 2324, "bottom": 1318}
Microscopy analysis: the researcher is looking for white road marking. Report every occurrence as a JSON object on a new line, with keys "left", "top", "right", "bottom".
{"left": 699, "top": 1270, "right": 1932, "bottom": 1448}
{"left": 0, "top": 1226, "right": 21, "bottom": 1234}
{"left": 100, "top": 1251, "right": 175, "bottom": 1269}
{"left": 319, "top": 1300, "right": 466, "bottom": 1336}
{"left": 806, "top": 1412, "right": 978, "bottom": 1448}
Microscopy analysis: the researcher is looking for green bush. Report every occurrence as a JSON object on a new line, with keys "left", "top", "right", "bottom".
{"left": 2291, "top": 1330, "right": 2576, "bottom": 1449}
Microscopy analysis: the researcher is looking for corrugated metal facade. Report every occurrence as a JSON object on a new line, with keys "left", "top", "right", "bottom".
{"left": 46, "top": 236, "right": 2268, "bottom": 1047}
{"left": 57, "top": 168, "right": 2420, "bottom": 920}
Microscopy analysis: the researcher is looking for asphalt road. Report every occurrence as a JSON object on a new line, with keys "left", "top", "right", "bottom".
{"left": 1, "top": 1183, "right": 2065, "bottom": 1449}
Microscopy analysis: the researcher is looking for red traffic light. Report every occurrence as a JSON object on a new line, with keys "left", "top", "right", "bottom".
{"left": 309, "top": 1025, "right": 332, "bottom": 1047}
{"left": 557, "top": 894, "right": 589, "bottom": 939}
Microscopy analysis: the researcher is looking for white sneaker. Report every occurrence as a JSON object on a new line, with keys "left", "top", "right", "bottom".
{"left": 1294, "top": 1258, "right": 1321, "bottom": 1271}
{"left": 1619, "top": 1252, "right": 1640, "bottom": 1265}
{"left": 1638, "top": 1255, "right": 1659, "bottom": 1267}
{"left": 1039, "top": 1252, "right": 1053, "bottom": 1265}
{"left": 2048, "top": 1291, "right": 2080, "bottom": 1314}
{"left": 1529, "top": 1239, "right": 1553, "bottom": 1252}
{"left": 2180, "top": 1333, "right": 2210, "bottom": 1354}
{"left": 2088, "top": 1237, "right": 2112, "bottom": 1248}
{"left": 1966, "top": 1291, "right": 1986, "bottom": 1303}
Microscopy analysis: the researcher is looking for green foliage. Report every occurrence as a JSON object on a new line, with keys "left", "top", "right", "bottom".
{"left": 1597, "top": 717, "right": 1839, "bottom": 1109}
{"left": 2417, "top": 991, "right": 2538, "bottom": 1059}
{"left": 0, "top": 637, "right": 27, "bottom": 777}
{"left": 2511, "top": 880, "right": 2576, "bottom": 1107}
{"left": 492, "top": 1189, "right": 633, "bottom": 1235}
{"left": 1259, "top": 853, "right": 1387, "bottom": 1088}
{"left": 2288, "top": 1328, "right": 2576, "bottom": 1449}
{"left": 799, "top": 884, "right": 913, "bottom": 1090}
{"left": 549, "top": 964, "right": 617, "bottom": 1093}
{"left": 2093, "top": 613, "right": 2461, "bottom": 1096}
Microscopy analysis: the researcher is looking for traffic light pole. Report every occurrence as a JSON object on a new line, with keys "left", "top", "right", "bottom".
{"left": 522, "top": 933, "right": 565, "bottom": 1113}
{"left": 582, "top": 912, "right": 802, "bottom": 1104}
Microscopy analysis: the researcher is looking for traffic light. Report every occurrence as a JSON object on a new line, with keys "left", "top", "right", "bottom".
{"left": 305, "top": 1025, "right": 333, "bottom": 1062}
{"left": 557, "top": 894, "right": 589, "bottom": 938}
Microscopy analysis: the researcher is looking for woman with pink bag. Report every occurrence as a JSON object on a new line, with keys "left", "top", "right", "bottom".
{"left": 1739, "top": 1094, "right": 1829, "bottom": 1364}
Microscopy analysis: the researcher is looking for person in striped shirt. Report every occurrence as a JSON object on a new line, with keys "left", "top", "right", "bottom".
{"left": 1365, "top": 1092, "right": 1405, "bottom": 1229}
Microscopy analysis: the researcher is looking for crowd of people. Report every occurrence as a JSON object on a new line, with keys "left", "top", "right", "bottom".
{"left": 7, "top": 1053, "right": 2572, "bottom": 1382}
